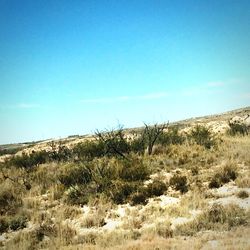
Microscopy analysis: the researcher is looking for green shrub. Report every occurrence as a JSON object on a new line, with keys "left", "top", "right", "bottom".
{"left": 190, "top": 125, "right": 215, "bottom": 149}
{"left": 209, "top": 173, "right": 222, "bottom": 188}
{"left": 9, "top": 151, "right": 49, "bottom": 169}
{"left": 73, "top": 141, "right": 105, "bottom": 161}
{"left": 222, "top": 165, "right": 238, "bottom": 181}
{"left": 157, "top": 127, "right": 185, "bottom": 146}
{"left": 0, "top": 147, "right": 21, "bottom": 156}
{"left": 111, "top": 179, "right": 167, "bottom": 205}
{"left": 59, "top": 163, "right": 93, "bottom": 188}
{"left": 65, "top": 186, "right": 90, "bottom": 205}
{"left": 0, "top": 187, "right": 22, "bottom": 215}
{"left": 95, "top": 127, "right": 130, "bottom": 158}
{"left": 170, "top": 174, "right": 188, "bottom": 193}
{"left": 227, "top": 123, "right": 248, "bottom": 136}
{"left": 110, "top": 180, "right": 138, "bottom": 204}
{"left": 9, "top": 215, "right": 27, "bottom": 231}
{"left": 142, "top": 123, "right": 168, "bottom": 155}
{"left": 118, "top": 159, "right": 149, "bottom": 182}
{"left": 59, "top": 158, "right": 150, "bottom": 205}
{"left": 129, "top": 135, "right": 146, "bottom": 154}
{"left": 129, "top": 191, "right": 148, "bottom": 206}
{"left": 146, "top": 180, "right": 168, "bottom": 197}
{"left": 49, "top": 145, "right": 73, "bottom": 162}
{"left": 0, "top": 217, "right": 9, "bottom": 233}
{"left": 237, "top": 190, "right": 249, "bottom": 199}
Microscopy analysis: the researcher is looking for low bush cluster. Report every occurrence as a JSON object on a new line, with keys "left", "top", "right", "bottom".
{"left": 157, "top": 127, "right": 185, "bottom": 146}
{"left": 58, "top": 157, "right": 169, "bottom": 206}
{"left": 73, "top": 141, "right": 105, "bottom": 160}
{"left": 9, "top": 215, "right": 27, "bottom": 231}
{"left": 0, "top": 217, "right": 9, "bottom": 233}
{"left": 0, "top": 186, "right": 22, "bottom": 215}
{"left": 190, "top": 125, "right": 216, "bottom": 149}
{"left": 237, "top": 190, "right": 249, "bottom": 199}
{"left": 169, "top": 174, "right": 188, "bottom": 193}
{"left": 59, "top": 158, "right": 154, "bottom": 205}
{"left": 227, "top": 122, "right": 248, "bottom": 136}
{"left": 0, "top": 147, "right": 21, "bottom": 156}
{"left": 175, "top": 204, "right": 248, "bottom": 236}
{"left": 8, "top": 151, "right": 49, "bottom": 169}
{"left": 209, "top": 163, "right": 238, "bottom": 188}
{"left": 0, "top": 215, "right": 28, "bottom": 234}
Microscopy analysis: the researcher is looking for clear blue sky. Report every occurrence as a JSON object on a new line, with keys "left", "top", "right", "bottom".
{"left": 0, "top": 0, "right": 249, "bottom": 144}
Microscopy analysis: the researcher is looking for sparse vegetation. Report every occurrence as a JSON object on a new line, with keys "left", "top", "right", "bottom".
{"left": 0, "top": 111, "right": 250, "bottom": 249}
{"left": 175, "top": 204, "right": 248, "bottom": 236}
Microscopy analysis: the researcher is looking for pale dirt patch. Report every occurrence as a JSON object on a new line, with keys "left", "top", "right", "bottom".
{"left": 208, "top": 183, "right": 250, "bottom": 209}
{"left": 210, "top": 196, "right": 250, "bottom": 210}
{"left": 102, "top": 219, "right": 121, "bottom": 231}
{"left": 210, "top": 183, "right": 250, "bottom": 197}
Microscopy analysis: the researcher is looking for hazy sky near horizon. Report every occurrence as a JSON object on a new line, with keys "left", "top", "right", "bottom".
{"left": 0, "top": 0, "right": 250, "bottom": 144}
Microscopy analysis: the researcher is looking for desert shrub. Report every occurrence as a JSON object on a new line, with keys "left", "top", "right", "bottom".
{"left": 73, "top": 141, "right": 105, "bottom": 161}
{"left": 59, "top": 158, "right": 150, "bottom": 205}
{"left": 118, "top": 159, "right": 149, "bottom": 182}
{"left": 95, "top": 127, "right": 131, "bottom": 158}
{"left": 64, "top": 185, "right": 90, "bottom": 205}
{"left": 0, "top": 147, "right": 21, "bottom": 156}
{"left": 0, "top": 186, "right": 22, "bottom": 215}
{"left": 59, "top": 163, "right": 95, "bottom": 204}
{"left": 222, "top": 164, "right": 238, "bottom": 181}
{"left": 110, "top": 180, "right": 138, "bottom": 204}
{"left": 170, "top": 174, "right": 188, "bottom": 193}
{"left": 111, "top": 179, "right": 166, "bottom": 205}
{"left": 208, "top": 173, "right": 222, "bottom": 188}
{"left": 146, "top": 180, "right": 168, "bottom": 197}
{"left": 59, "top": 163, "right": 93, "bottom": 188}
{"left": 49, "top": 145, "right": 73, "bottom": 162}
{"left": 0, "top": 217, "right": 9, "bottom": 233}
{"left": 175, "top": 204, "right": 247, "bottom": 236}
{"left": 237, "top": 190, "right": 249, "bottom": 199}
{"left": 209, "top": 163, "right": 238, "bottom": 189}
{"left": 9, "top": 215, "right": 27, "bottom": 231}
{"left": 142, "top": 123, "right": 168, "bottom": 155}
{"left": 9, "top": 151, "right": 49, "bottom": 169}
{"left": 190, "top": 125, "right": 215, "bottom": 149}
{"left": 129, "top": 190, "right": 148, "bottom": 206}
{"left": 129, "top": 134, "right": 146, "bottom": 154}
{"left": 157, "top": 127, "right": 185, "bottom": 146}
{"left": 227, "top": 123, "right": 248, "bottom": 136}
